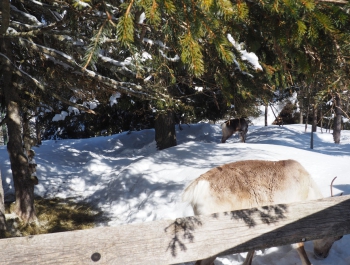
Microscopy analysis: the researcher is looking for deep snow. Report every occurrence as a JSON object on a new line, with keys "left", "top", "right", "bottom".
{"left": 1, "top": 121, "right": 350, "bottom": 265}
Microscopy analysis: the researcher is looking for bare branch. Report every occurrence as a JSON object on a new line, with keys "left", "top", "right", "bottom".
{"left": 5, "top": 19, "right": 67, "bottom": 38}
{"left": 19, "top": 0, "right": 68, "bottom": 10}
{"left": 10, "top": 5, "right": 43, "bottom": 26}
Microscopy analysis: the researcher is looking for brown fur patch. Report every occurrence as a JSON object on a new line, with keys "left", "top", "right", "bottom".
{"left": 186, "top": 159, "right": 314, "bottom": 210}
{"left": 182, "top": 159, "right": 332, "bottom": 265}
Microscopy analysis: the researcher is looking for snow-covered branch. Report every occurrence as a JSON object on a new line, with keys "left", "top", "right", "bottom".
{"left": 10, "top": 5, "right": 43, "bottom": 26}
{"left": 0, "top": 51, "right": 96, "bottom": 114}
{"left": 17, "top": 39, "right": 156, "bottom": 99}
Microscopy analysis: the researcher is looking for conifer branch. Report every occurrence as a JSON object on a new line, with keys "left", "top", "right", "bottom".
{"left": 3, "top": 12, "right": 67, "bottom": 38}
{"left": 16, "top": 38, "right": 156, "bottom": 99}
{"left": 126, "top": 0, "right": 135, "bottom": 16}
{"left": 0, "top": 52, "right": 97, "bottom": 114}
{"left": 83, "top": 19, "right": 108, "bottom": 70}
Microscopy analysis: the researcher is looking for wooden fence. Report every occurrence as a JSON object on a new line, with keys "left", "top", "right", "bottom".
{"left": 0, "top": 195, "right": 350, "bottom": 265}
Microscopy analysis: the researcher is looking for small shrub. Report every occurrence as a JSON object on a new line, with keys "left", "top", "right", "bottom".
{"left": 4, "top": 197, "right": 107, "bottom": 238}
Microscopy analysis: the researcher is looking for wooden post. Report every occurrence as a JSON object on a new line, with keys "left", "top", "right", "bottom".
{"left": 310, "top": 131, "right": 314, "bottom": 149}
{"left": 333, "top": 93, "right": 342, "bottom": 144}
{"left": 269, "top": 104, "right": 280, "bottom": 127}
{"left": 0, "top": 195, "right": 349, "bottom": 265}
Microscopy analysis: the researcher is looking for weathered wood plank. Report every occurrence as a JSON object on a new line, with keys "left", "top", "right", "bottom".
{"left": 0, "top": 195, "right": 349, "bottom": 265}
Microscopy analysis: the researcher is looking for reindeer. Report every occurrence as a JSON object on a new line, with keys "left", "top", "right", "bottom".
{"left": 221, "top": 118, "right": 248, "bottom": 143}
{"left": 182, "top": 159, "right": 342, "bottom": 265}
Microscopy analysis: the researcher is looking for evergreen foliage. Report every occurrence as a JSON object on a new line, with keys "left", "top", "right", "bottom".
{"left": 0, "top": 0, "right": 349, "bottom": 138}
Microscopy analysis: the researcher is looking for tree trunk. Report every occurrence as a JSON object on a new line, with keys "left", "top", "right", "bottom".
{"left": 23, "top": 112, "right": 38, "bottom": 150}
{"left": 333, "top": 94, "right": 342, "bottom": 144}
{"left": 304, "top": 101, "right": 309, "bottom": 132}
{"left": 310, "top": 131, "right": 314, "bottom": 149}
{"left": 1, "top": 111, "right": 8, "bottom": 145}
{"left": 35, "top": 117, "right": 42, "bottom": 146}
{"left": 264, "top": 104, "right": 268, "bottom": 126}
{"left": 23, "top": 112, "right": 39, "bottom": 185}
{"left": 1, "top": 39, "right": 37, "bottom": 223}
{"left": 0, "top": 169, "right": 6, "bottom": 238}
{"left": 312, "top": 104, "right": 317, "bottom": 132}
{"left": 0, "top": 0, "right": 9, "bottom": 236}
{"left": 6, "top": 87, "right": 37, "bottom": 223}
{"left": 154, "top": 110, "right": 177, "bottom": 150}
{"left": 320, "top": 107, "right": 323, "bottom": 133}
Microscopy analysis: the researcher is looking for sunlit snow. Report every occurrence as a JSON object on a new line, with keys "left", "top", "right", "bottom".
{"left": 1, "top": 118, "right": 349, "bottom": 265}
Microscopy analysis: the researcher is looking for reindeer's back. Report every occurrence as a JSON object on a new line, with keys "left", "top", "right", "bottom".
{"left": 182, "top": 159, "right": 322, "bottom": 215}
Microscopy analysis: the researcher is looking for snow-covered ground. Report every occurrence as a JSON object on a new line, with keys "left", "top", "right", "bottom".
{"left": 1, "top": 121, "right": 349, "bottom": 264}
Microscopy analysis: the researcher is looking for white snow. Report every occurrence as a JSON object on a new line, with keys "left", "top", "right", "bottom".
{"left": 227, "top": 34, "right": 263, "bottom": 71}
{"left": 52, "top": 111, "right": 68, "bottom": 121}
{"left": 138, "top": 12, "right": 146, "bottom": 24}
{"left": 1, "top": 122, "right": 349, "bottom": 265}
{"left": 109, "top": 92, "right": 121, "bottom": 106}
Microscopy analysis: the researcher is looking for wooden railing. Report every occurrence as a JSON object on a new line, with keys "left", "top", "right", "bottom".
{"left": 0, "top": 195, "right": 350, "bottom": 265}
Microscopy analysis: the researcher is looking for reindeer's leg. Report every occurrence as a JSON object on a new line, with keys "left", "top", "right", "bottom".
{"left": 221, "top": 126, "right": 228, "bottom": 143}
{"left": 221, "top": 132, "right": 233, "bottom": 143}
{"left": 239, "top": 132, "right": 243, "bottom": 143}
{"left": 194, "top": 256, "right": 216, "bottom": 265}
{"left": 244, "top": 127, "right": 248, "bottom": 142}
{"left": 242, "top": 250, "right": 255, "bottom": 265}
{"left": 294, "top": 242, "right": 312, "bottom": 265}
{"left": 239, "top": 131, "right": 247, "bottom": 143}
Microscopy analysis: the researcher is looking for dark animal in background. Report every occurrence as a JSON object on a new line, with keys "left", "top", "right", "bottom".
{"left": 221, "top": 118, "right": 248, "bottom": 143}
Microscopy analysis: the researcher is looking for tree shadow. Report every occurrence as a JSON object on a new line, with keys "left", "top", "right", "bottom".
{"left": 165, "top": 197, "right": 350, "bottom": 262}
{"left": 228, "top": 204, "right": 288, "bottom": 227}
{"left": 166, "top": 204, "right": 288, "bottom": 257}
{"left": 165, "top": 216, "right": 203, "bottom": 257}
